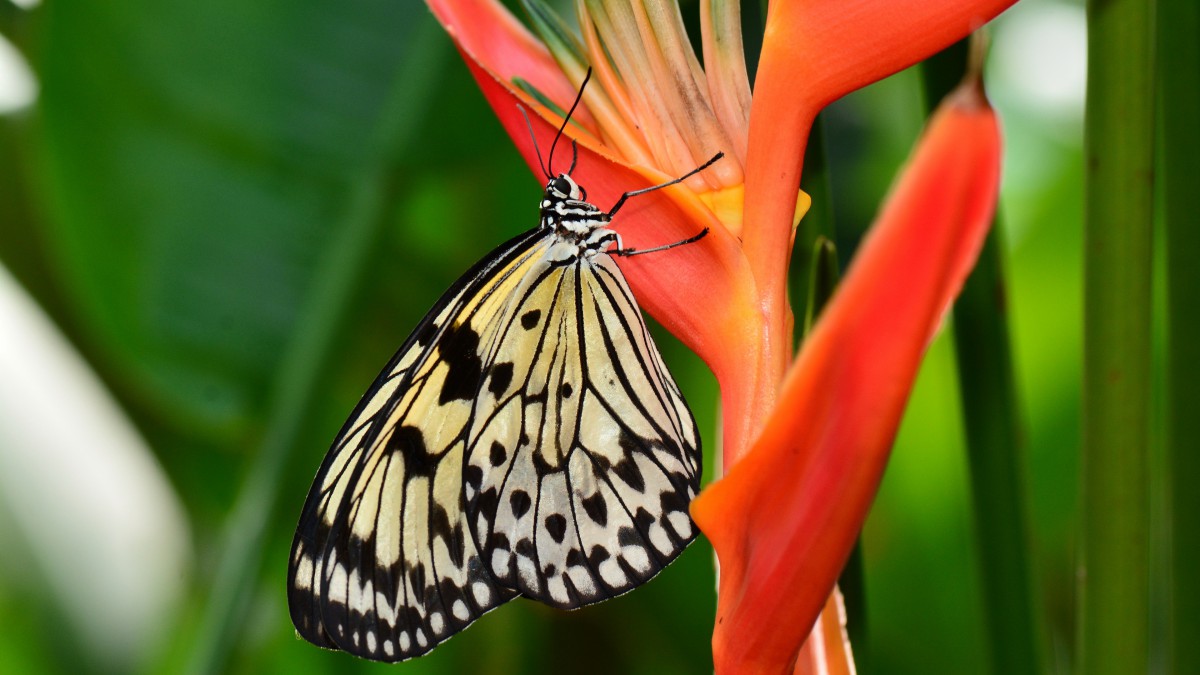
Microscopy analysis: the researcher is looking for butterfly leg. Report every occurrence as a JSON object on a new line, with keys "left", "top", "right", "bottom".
{"left": 614, "top": 228, "right": 709, "bottom": 258}
{"left": 605, "top": 152, "right": 725, "bottom": 218}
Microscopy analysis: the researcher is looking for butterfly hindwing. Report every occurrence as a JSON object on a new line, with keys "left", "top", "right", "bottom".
{"left": 463, "top": 246, "right": 702, "bottom": 609}
{"left": 288, "top": 229, "right": 547, "bottom": 661}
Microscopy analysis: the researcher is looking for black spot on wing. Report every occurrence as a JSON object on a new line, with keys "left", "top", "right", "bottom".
{"left": 409, "top": 563, "right": 427, "bottom": 605}
{"left": 475, "top": 487, "right": 500, "bottom": 522}
{"left": 617, "top": 526, "right": 643, "bottom": 547}
{"left": 489, "top": 532, "right": 511, "bottom": 552}
{"left": 607, "top": 430, "right": 651, "bottom": 491}
{"left": 530, "top": 447, "right": 556, "bottom": 476}
{"left": 515, "top": 537, "right": 536, "bottom": 557}
{"left": 451, "top": 521, "right": 468, "bottom": 568}
{"left": 544, "top": 514, "right": 567, "bottom": 543}
{"left": 436, "top": 575, "right": 471, "bottom": 623}
{"left": 438, "top": 324, "right": 484, "bottom": 404}
{"left": 588, "top": 545, "right": 610, "bottom": 567}
{"left": 521, "top": 309, "right": 542, "bottom": 330}
{"left": 612, "top": 456, "right": 646, "bottom": 493}
{"left": 660, "top": 485, "right": 692, "bottom": 513}
{"left": 415, "top": 321, "right": 439, "bottom": 348}
{"left": 488, "top": 362, "right": 514, "bottom": 396}
{"left": 581, "top": 493, "right": 608, "bottom": 526}
{"left": 510, "top": 490, "right": 532, "bottom": 519}
{"left": 560, "top": 382, "right": 573, "bottom": 399}
{"left": 388, "top": 426, "right": 436, "bottom": 478}
{"left": 431, "top": 503, "right": 466, "bottom": 568}
{"left": 489, "top": 442, "right": 507, "bottom": 467}
{"left": 465, "top": 465, "right": 483, "bottom": 491}
{"left": 633, "top": 507, "right": 656, "bottom": 532}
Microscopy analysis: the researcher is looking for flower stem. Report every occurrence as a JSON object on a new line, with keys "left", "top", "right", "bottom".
{"left": 1079, "top": 0, "right": 1156, "bottom": 671}
{"left": 921, "top": 38, "right": 1046, "bottom": 675}
{"left": 795, "top": 114, "right": 837, "bottom": 337}
{"left": 1159, "top": 0, "right": 1200, "bottom": 669}
{"left": 953, "top": 229, "right": 1046, "bottom": 671}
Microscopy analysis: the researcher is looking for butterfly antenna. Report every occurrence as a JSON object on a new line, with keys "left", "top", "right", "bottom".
{"left": 518, "top": 105, "right": 552, "bottom": 180}
{"left": 546, "top": 67, "right": 592, "bottom": 176}
{"left": 568, "top": 139, "right": 579, "bottom": 175}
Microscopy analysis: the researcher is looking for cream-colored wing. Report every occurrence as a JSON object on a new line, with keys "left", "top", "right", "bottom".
{"left": 288, "top": 228, "right": 548, "bottom": 662}
{"left": 464, "top": 248, "right": 702, "bottom": 609}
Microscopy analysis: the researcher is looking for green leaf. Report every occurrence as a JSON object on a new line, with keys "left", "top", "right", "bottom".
{"left": 33, "top": 0, "right": 438, "bottom": 435}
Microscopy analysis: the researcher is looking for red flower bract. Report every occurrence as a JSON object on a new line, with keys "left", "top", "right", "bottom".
{"left": 693, "top": 82, "right": 1002, "bottom": 672}
{"left": 426, "top": 0, "right": 1012, "bottom": 671}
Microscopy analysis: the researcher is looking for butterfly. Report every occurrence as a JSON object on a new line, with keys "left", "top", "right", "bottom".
{"left": 287, "top": 70, "right": 721, "bottom": 662}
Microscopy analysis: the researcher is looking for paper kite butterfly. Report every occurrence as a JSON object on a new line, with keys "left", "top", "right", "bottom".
{"left": 288, "top": 70, "right": 720, "bottom": 662}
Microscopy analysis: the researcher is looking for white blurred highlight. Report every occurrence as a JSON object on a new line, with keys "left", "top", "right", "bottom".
{"left": 0, "top": 33, "right": 37, "bottom": 113}
{"left": 990, "top": 0, "right": 1087, "bottom": 121}
{"left": 0, "top": 264, "right": 190, "bottom": 670}
{"left": 986, "top": 0, "right": 1088, "bottom": 243}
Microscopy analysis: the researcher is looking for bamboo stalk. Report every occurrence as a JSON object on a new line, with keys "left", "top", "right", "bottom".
{"left": 1078, "top": 0, "right": 1156, "bottom": 672}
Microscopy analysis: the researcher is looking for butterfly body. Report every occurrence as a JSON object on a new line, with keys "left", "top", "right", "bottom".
{"left": 288, "top": 171, "right": 703, "bottom": 662}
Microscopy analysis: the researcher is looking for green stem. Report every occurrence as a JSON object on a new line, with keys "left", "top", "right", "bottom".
{"left": 921, "top": 39, "right": 1046, "bottom": 675}
{"left": 794, "top": 113, "right": 837, "bottom": 338}
{"left": 802, "top": 237, "right": 839, "bottom": 338}
{"left": 180, "top": 23, "right": 443, "bottom": 675}
{"left": 1079, "top": 0, "right": 1156, "bottom": 672}
{"left": 1159, "top": 0, "right": 1200, "bottom": 671}
{"left": 955, "top": 229, "right": 1046, "bottom": 675}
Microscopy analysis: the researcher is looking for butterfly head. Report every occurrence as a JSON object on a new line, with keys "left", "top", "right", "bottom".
{"left": 540, "top": 173, "right": 609, "bottom": 242}
{"left": 547, "top": 174, "right": 585, "bottom": 201}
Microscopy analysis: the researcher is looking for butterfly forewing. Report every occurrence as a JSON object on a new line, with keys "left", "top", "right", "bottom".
{"left": 288, "top": 230, "right": 545, "bottom": 661}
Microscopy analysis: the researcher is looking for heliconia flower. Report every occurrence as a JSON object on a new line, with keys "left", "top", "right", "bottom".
{"left": 693, "top": 79, "right": 1003, "bottom": 672}
{"left": 425, "top": 0, "right": 1011, "bottom": 672}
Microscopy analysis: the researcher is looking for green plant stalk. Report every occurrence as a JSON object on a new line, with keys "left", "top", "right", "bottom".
{"left": 953, "top": 229, "right": 1046, "bottom": 675}
{"left": 181, "top": 23, "right": 443, "bottom": 675}
{"left": 920, "top": 39, "right": 1046, "bottom": 675}
{"left": 795, "top": 114, "right": 837, "bottom": 337}
{"left": 1079, "top": 0, "right": 1156, "bottom": 673}
{"left": 803, "top": 237, "right": 839, "bottom": 338}
{"left": 1159, "top": 0, "right": 1200, "bottom": 670}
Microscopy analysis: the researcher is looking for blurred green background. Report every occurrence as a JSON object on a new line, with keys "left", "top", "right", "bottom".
{"left": 0, "top": 0, "right": 1094, "bottom": 673}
